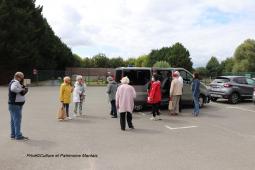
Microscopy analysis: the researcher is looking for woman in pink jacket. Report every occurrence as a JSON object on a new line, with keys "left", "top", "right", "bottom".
{"left": 116, "top": 77, "right": 136, "bottom": 131}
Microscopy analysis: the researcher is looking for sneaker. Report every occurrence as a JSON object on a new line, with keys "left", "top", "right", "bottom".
{"left": 150, "top": 117, "right": 156, "bottom": 121}
{"left": 67, "top": 117, "right": 72, "bottom": 120}
{"left": 11, "top": 137, "right": 15, "bottom": 140}
{"left": 58, "top": 118, "right": 64, "bottom": 121}
{"left": 16, "top": 136, "right": 29, "bottom": 140}
{"left": 73, "top": 114, "right": 77, "bottom": 117}
{"left": 129, "top": 126, "right": 135, "bottom": 130}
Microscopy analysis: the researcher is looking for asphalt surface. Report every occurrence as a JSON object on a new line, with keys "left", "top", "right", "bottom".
{"left": 0, "top": 86, "right": 255, "bottom": 170}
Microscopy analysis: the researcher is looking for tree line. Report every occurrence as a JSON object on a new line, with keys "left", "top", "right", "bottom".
{"left": 196, "top": 39, "right": 255, "bottom": 78}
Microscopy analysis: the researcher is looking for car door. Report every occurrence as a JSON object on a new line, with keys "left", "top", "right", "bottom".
{"left": 246, "top": 78, "right": 255, "bottom": 97}
{"left": 179, "top": 70, "right": 193, "bottom": 105}
{"left": 234, "top": 77, "right": 252, "bottom": 98}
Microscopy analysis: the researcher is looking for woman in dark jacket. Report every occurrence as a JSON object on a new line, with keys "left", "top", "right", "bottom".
{"left": 192, "top": 72, "right": 200, "bottom": 116}
{"left": 147, "top": 74, "right": 162, "bottom": 120}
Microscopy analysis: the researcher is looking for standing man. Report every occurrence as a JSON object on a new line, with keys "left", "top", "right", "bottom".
{"left": 116, "top": 77, "right": 136, "bottom": 131}
{"left": 8, "top": 72, "right": 29, "bottom": 140}
{"left": 174, "top": 71, "right": 183, "bottom": 112}
{"left": 192, "top": 72, "right": 200, "bottom": 116}
{"left": 169, "top": 72, "right": 182, "bottom": 115}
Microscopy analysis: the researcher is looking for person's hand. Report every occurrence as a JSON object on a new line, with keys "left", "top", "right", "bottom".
{"left": 169, "top": 96, "right": 173, "bottom": 101}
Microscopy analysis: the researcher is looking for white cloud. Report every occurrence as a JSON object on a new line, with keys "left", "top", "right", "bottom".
{"left": 36, "top": 0, "right": 255, "bottom": 67}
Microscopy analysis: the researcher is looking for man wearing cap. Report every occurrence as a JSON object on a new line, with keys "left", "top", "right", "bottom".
{"left": 8, "top": 72, "right": 29, "bottom": 140}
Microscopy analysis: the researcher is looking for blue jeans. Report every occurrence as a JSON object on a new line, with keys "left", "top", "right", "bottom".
{"left": 193, "top": 96, "right": 200, "bottom": 116}
{"left": 9, "top": 104, "right": 23, "bottom": 139}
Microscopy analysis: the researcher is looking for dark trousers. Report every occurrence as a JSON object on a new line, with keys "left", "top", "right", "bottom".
{"left": 120, "top": 112, "right": 133, "bottom": 130}
{"left": 152, "top": 103, "right": 160, "bottom": 117}
{"left": 179, "top": 97, "right": 182, "bottom": 113}
{"left": 63, "top": 103, "right": 69, "bottom": 117}
{"left": 110, "top": 100, "right": 117, "bottom": 117}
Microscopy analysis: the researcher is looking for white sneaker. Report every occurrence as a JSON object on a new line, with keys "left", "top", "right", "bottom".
{"left": 67, "top": 117, "right": 72, "bottom": 120}
{"left": 150, "top": 117, "right": 156, "bottom": 121}
{"left": 73, "top": 114, "right": 77, "bottom": 117}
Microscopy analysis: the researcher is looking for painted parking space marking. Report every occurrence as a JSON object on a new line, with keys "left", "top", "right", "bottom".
{"left": 165, "top": 125, "right": 198, "bottom": 130}
{"left": 226, "top": 106, "right": 255, "bottom": 113}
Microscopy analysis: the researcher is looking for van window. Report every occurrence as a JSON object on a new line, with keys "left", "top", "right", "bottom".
{"left": 213, "top": 78, "right": 230, "bottom": 83}
{"left": 115, "top": 70, "right": 122, "bottom": 83}
{"left": 233, "top": 77, "right": 247, "bottom": 84}
{"left": 123, "top": 70, "right": 151, "bottom": 85}
{"left": 246, "top": 78, "right": 255, "bottom": 85}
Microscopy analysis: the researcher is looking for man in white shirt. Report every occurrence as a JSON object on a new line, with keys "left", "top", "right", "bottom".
{"left": 174, "top": 71, "right": 183, "bottom": 112}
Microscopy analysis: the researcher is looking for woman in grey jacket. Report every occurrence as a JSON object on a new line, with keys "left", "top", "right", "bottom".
{"left": 106, "top": 76, "right": 118, "bottom": 118}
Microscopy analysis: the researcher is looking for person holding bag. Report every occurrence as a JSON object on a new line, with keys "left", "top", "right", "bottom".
{"left": 147, "top": 74, "right": 162, "bottom": 120}
{"left": 169, "top": 72, "right": 182, "bottom": 115}
{"left": 59, "top": 76, "right": 73, "bottom": 120}
{"left": 73, "top": 75, "right": 86, "bottom": 117}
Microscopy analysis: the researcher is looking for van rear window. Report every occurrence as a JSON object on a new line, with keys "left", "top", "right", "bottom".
{"left": 212, "top": 78, "right": 230, "bottom": 83}
{"left": 123, "top": 70, "right": 151, "bottom": 85}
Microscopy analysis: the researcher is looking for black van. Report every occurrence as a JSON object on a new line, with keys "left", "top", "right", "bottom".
{"left": 115, "top": 67, "right": 210, "bottom": 111}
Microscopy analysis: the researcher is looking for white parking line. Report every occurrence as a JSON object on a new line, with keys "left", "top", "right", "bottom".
{"left": 165, "top": 125, "right": 198, "bottom": 130}
{"left": 226, "top": 107, "right": 255, "bottom": 113}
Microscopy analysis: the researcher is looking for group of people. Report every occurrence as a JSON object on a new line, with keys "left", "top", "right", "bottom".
{"left": 58, "top": 75, "right": 86, "bottom": 120}
{"left": 7, "top": 70, "right": 201, "bottom": 140}
{"left": 147, "top": 71, "right": 201, "bottom": 120}
{"left": 106, "top": 71, "right": 201, "bottom": 131}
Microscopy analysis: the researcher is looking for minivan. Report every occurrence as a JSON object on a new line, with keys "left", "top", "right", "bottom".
{"left": 115, "top": 67, "right": 210, "bottom": 110}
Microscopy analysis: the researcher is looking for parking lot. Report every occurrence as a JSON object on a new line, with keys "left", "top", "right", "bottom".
{"left": 0, "top": 86, "right": 255, "bottom": 170}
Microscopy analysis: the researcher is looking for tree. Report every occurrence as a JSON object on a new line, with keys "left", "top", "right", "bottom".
{"left": 221, "top": 57, "right": 234, "bottom": 73}
{"left": 135, "top": 55, "right": 149, "bottom": 67}
{"left": 109, "top": 57, "right": 125, "bottom": 68}
{"left": 0, "top": 0, "right": 80, "bottom": 73}
{"left": 125, "top": 58, "right": 136, "bottom": 67}
{"left": 153, "top": 61, "right": 170, "bottom": 68}
{"left": 147, "top": 42, "right": 193, "bottom": 71}
{"left": 195, "top": 67, "right": 208, "bottom": 78}
{"left": 206, "top": 56, "right": 221, "bottom": 78}
{"left": 92, "top": 53, "right": 109, "bottom": 68}
{"left": 232, "top": 39, "right": 255, "bottom": 72}
{"left": 168, "top": 43, "right": 193, "bottom": 71}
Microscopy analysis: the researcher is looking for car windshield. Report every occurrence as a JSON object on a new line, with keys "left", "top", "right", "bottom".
{"left": 212, "top": 78, "right": 230, "bottom": 84}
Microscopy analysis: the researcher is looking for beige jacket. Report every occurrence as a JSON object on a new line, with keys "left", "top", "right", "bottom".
{"left": 170, "top": 78, "right": 183, "bottom": 96}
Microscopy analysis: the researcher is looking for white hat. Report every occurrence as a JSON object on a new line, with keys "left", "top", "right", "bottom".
{"left": 121, "top": 76, "right": 130, "bottom": 84}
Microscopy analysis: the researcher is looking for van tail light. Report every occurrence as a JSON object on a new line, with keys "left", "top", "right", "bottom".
{"left": 223, "top": 83, "right": 232, "bottom": 88}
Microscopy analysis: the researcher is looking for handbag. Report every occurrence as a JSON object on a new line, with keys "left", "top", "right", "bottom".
{"left": 57, "top": 106, "right": 66, "bottom": 120}
{"left": 168, "top": 97, "right": 174, "bottom": 111}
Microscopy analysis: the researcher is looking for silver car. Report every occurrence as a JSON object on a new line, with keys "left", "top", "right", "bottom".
{"left": 115, "top": 67, "right": 210, "bottom": 110}
{"left": 209, "top": 76, "right": 255, "bottom": 104}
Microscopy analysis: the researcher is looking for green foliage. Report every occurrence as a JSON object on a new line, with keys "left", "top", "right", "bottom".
{"left": 92, "top": 53, "right": 110, "bottom": 68}
{"left": 232, "top": 39, "right": 255, "bottom": 72}
{"left": 153, "top": 61, "right": 170, "bottom": 68}
{"left": 109, "top": 57, "right": 125, "bottom": 68}
{"left": 125, "top": 58, "right": 136, "bottom": 67}
{"left": 220, "top": 57, "right": 234, "bottom": 73}
{"left": 195, "top": 67, "right": 208, "bottom": 78}
{"left": 135, "top": 55, "right": 149, "bottom": 67}
{"left": 206, "top": 56, "right": 221, "bottom": 78}
{"left": 147, "top": 42, "right": 193, "bottom": 71}
{"left": 0, "top": 0, "right": 78, "bottom": 72}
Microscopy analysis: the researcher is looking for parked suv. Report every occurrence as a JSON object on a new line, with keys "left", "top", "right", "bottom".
{"left": 209, "top": 76, "right": 255, "bottom": 104}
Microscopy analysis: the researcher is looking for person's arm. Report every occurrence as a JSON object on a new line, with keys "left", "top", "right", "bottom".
{"left": 10, "top": 81, "right": 23, "bottom": 93}
{"left": 115, "top": 88, "right": 120, "bottom": 109}
{"left": 132, "top": 87, "right": 136, "bottom": 99}
{"left": 106, "top": 84, "right": 111, "bottom": 94}
{"left": 170, "top": 80, "right": 175, "bottom": 97}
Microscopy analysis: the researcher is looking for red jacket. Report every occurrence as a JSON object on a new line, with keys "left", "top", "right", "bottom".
{"left": 147, "top": 81, "right": 161, "bottom": 104}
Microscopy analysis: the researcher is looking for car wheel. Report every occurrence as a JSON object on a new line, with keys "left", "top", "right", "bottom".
{"left": 211, "top": 97, "right": 218, "bottom": 102}
{"left": 229, "top": 92, "right": 239, "bottom": 104}
{"left": 199, "top": 96, "right": 204, "bottom": 108}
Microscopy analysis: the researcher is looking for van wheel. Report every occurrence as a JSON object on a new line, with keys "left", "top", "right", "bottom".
{"left": 199, "top": 96, "right": 204, "bottom": 108}
{"left": 211, "top": 97, "right": 218, "bottom": 102}
{"left": 229, "top": 92, "right": 239, "bottom": 104}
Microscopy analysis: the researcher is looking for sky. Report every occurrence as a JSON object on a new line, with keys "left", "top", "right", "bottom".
{"left": 36, "top": 0, "right": 255, "bottom": 67}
